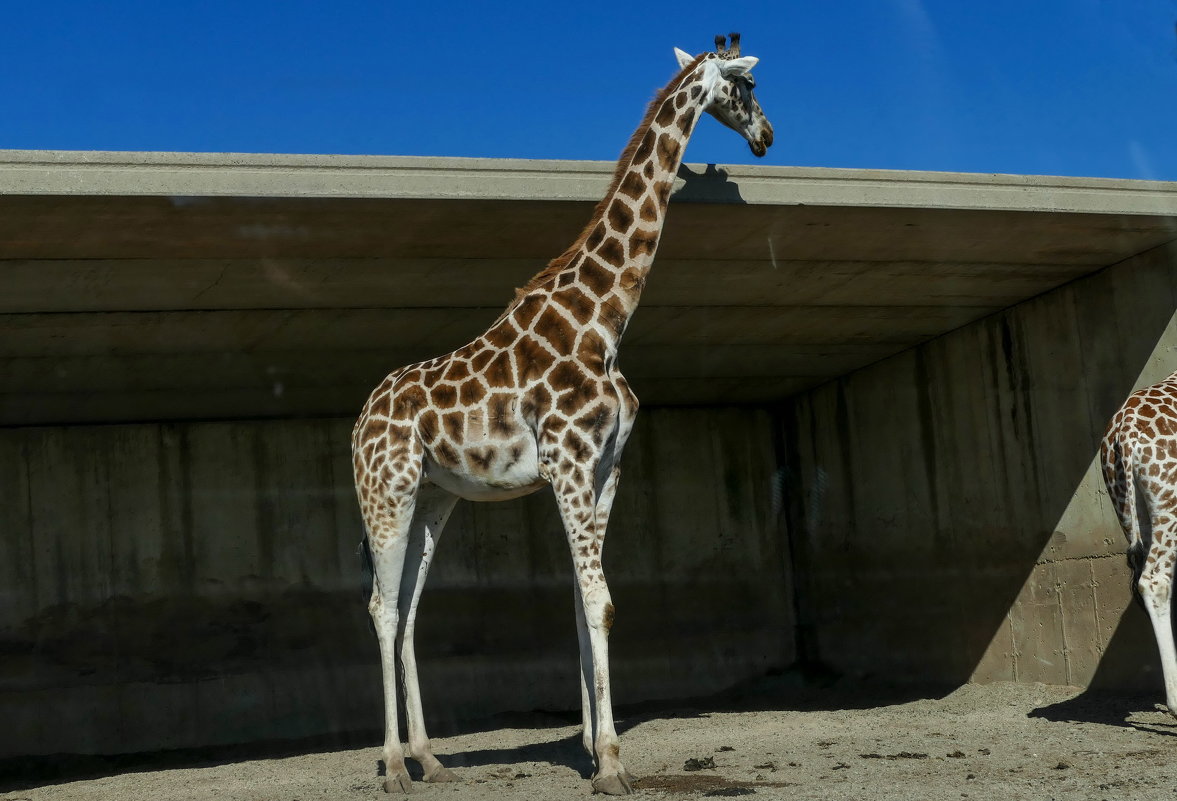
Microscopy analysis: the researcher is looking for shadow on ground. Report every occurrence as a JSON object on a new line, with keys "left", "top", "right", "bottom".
{"left": 1030, "top": 600, "right": 1177, "bottom": 737}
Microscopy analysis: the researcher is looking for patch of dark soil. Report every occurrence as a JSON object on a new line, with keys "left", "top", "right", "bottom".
{"left": 640, "top": 774, "right": 794, "bottom": 794}
{"left": 859, "top": 752, "right": 929, "bottom": 760}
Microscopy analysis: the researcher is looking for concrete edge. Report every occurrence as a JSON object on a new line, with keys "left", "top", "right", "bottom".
{"left": 1, "top": 150, "right": 1177, "bottom": 217}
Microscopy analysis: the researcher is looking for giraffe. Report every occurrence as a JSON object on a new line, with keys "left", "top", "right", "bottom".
{"left": 351, "top": 34, "right": 772, "bottom": 795}
{"left": 1101, "top": 372, "right": 1177, "bottom": 716}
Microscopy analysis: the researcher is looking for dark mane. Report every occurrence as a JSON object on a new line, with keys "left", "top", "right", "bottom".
{"left": 490, "top": 53, "right": 709, "bottom": 324}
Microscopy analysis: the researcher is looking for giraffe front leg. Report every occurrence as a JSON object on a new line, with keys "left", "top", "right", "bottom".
{"left": 554, "top": 465, "right": 634, "bottom": 795}
{"left": 573, "top": 582, "right": 594, "bottom": 756}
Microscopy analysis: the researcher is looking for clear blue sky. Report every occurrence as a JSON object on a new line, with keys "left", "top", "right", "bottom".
{"left": 4, "top": 0, "right": 1176, "bottom": 180}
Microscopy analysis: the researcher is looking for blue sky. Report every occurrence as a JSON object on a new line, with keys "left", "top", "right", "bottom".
{"left": 3, "top": 0, "right": 1176, "bottom": 180}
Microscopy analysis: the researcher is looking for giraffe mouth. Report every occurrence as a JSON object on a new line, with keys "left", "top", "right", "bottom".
{"left": 749, "top": 123, "right": 774, "bottom": 158}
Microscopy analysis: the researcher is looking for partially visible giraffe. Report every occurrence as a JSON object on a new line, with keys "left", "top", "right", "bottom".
{"left": 1101, "top": 372, "right": 1177, "bottom": 715}
{"left": 351, "top": 34, "right": 772, "bottom": 795}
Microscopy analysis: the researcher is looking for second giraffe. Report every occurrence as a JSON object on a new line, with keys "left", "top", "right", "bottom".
{"left": 352, "top": 33, "right": 774, "bottom": 795}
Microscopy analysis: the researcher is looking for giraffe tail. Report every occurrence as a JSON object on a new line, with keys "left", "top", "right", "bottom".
{"left": 1101, "top": 434, "right": 1146, "bottom": 605}
{"left": 357, "top": 532, "right": 378, "bottom": 635}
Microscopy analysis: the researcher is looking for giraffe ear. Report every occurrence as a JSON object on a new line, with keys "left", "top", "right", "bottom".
{"left": 673, "top": 47, "right": 694, "bottom": 69}
{"left": 719, "top": 56, "right": 759, "bottom": 76}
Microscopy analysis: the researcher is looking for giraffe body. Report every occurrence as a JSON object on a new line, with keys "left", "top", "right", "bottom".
{"left": 1101, "top": 372, "right": 1177, "bottom": 715}
{"left": 352, "top": 34, "right": 772, "bottom": 794}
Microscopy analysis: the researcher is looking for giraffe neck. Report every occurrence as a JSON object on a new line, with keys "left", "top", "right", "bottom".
{"left": 500, "top": 57, "right": 712, "bottom": 349}
{"left": 574, "top": 69, "right": 706, "bottom": 326}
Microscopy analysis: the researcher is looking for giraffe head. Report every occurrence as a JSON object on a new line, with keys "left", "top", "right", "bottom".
{"left": 674, "top": 33, "right": 774, "bottom": 157}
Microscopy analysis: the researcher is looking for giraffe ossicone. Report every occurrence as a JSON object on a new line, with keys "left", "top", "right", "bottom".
{"left": 1101, "top": 374, "right": 1177, "bottom": 717}
{"left": 351, "top": 33, "right": 772, "bottom": 795}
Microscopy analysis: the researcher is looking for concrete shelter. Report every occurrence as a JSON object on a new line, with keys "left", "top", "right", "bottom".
{"left": 2, "top": 151, "right": 1177, "bottom": 758}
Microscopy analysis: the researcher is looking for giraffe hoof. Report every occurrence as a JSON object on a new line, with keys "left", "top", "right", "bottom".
{"left": 592, "top": 771, "right": 635, "bottom": 795}
{"left": 383, "top": 772, "right": 413, "bottom": 793}
{"left": 424, "top": 764, "right": 462, "bottom": 783}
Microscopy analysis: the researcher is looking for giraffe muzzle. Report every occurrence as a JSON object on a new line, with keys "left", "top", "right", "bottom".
{"left": 749, "top": 123, "right": 773, "bottom": 157}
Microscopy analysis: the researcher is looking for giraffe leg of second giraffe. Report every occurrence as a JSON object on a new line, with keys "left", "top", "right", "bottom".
{"left": 1136, "top": 520, "right": 1177, "bottom": 717}
{"left": 1142, "top": 590, "right": 1177, "bottom": 716}
{"left": 1140, "top": 581, "right": 1177, "bottom": 715}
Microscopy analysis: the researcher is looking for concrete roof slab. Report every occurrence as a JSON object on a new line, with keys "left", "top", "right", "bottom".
{"left": 1, "top": 151, "right": 1175, "bottom": 425}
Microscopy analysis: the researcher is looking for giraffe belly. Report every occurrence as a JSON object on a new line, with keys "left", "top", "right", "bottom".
{"left": 423, "top": 437, "right": 546, "bottom": 502}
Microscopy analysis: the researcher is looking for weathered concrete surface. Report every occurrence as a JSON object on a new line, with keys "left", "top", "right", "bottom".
{"left": 4, "top": 152, "right": 1177, "bottom": 760}
{"left": 779, "top": 239, "right": 1177, "bottom": 690}
{"left": 3, "top": 152, "right": 1177, "bottom": 424}
{"left": 0, "top": 408, "right": 788, "bottom": 758}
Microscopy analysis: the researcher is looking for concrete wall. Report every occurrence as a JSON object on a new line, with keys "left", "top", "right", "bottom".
{"left": 779, "top": 240, "right": 1177, "bottom": 689}
{"left": 0, "top": 407, "right": 789, "bottom": 758}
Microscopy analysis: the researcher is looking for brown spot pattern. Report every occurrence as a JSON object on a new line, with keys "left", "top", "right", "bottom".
{"left": 433, "top": 440, "right": 460, "bottom": 468}
{"left": 484, "top": 324, "right": 517, "bottom": 349}
{"left": 484, "top": 351, "right": 516, "bottom": 387}
{"left": 395, "top": 385, "right": 427, "bottom": 417}
{"left": 419, "top": 410, "right": 439, "bottom": 443}
{"left": 469, "top": 447, "right": 495, "bottom": 471}
{"left": 514, "top": 295, "right": 546, "bottom": 329}
{"left": 619, "top": 170, "right": 644, "bottom": 199}
{"left": 535, "top": 306, "right": 576, "bottom": 352}
{"left": 443, "top": 360, "right": 471, "bottom": 381}
{"left": 654, "top": 101, "right": 677, "bottom": 127}
{"left": 442, "top": 411, "right": 464, "bottom": 441}
{"left": 553, "top": 288, "right": 596, "bottom": 325}
{"left": 607, "top": 200, "right": 634, "bottom": 233}
{"left": 459, "top": 378, "right": 487, "bottom": 406}
{"left": 487, "top": 393, "right": 516, "bottom": 437}
{"left": 630, "top": 230, "right": 659, "bottom": 259}
{"left": 656, "top": 134, "right": 680, "bottom": 171}
{"left": 430, "top": 384, "right": 458, "bottom": 409}
{"left": 470, "top": 349, "right": 494, "bottom": 371}
{"left": 597, "top": 236, "right": 625, "bottom": 267}
{"left": 585, "top": 222, "right": 607, "bottom": 251}
{"left": 633, "top": 129, "right": 655, "bottom": 163}
{"left": 516, "top": 335, "right": 556, "bottom": 382}
{"left": 578, "top": 258, "right": 616, "bottom": 298}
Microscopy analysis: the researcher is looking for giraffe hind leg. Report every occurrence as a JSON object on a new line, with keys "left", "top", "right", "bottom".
{"left": 364, "top": 499, "right": 416, "bottom": 793}
{"left": 1137, "top": 516, "right": 1177, "bottom": 717}
{"left": 395, "top": 483, "right": 462, "bottom": 783}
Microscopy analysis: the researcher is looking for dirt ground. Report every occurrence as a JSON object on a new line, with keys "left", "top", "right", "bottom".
{"left": 5, "top": 679, "right": 1177, "bottom": 801}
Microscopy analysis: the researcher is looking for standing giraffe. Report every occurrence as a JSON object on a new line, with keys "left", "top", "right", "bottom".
{"left": 352, "top": 34, "right": 772, "bottom": 794}
{"left": 1101, "top": 372, "right": 1177, "bottom": 715}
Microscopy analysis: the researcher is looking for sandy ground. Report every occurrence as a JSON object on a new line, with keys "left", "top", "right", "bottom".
{"left": 5, "top": 679, "right": 1177, "bottom": 801}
